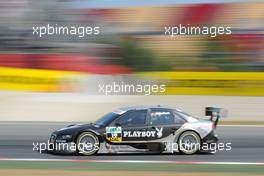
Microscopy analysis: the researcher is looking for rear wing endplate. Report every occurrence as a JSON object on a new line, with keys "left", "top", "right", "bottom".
{"left": 205, "top": 107, "right": 228, "bottom": 127}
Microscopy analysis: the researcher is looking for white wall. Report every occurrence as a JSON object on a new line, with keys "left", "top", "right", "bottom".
{"left": 0, "top": 91, "right": 263, "bottom": 122}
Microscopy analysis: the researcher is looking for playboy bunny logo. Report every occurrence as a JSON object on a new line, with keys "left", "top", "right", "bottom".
{"left": 155, "top": 127, "right": 163, "bottom": 138}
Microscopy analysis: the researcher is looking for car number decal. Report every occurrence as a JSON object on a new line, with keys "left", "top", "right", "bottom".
{"left": 106, "top": 127, "right": 122, "bottom": 142}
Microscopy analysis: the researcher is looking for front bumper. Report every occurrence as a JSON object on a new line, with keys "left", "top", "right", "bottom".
{"left": 48, "top": 142, "right": 77, "bottom": 154}
{"left": 48, "top": 133, "right": 76, "bottom": 153}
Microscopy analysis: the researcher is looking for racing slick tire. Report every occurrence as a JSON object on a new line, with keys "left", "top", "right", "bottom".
{"left": 76, "top": 132, "right": 100, "bottom": 156}
{"left": 178, "top": 131, "right": 201, "bottom": 155}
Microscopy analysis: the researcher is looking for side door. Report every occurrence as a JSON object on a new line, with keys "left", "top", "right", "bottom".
{"left": 105, "top": 110, "right": 149, "bottom": 143}
{"left": 147, "top": 108, "right": 186, "bottom": 141}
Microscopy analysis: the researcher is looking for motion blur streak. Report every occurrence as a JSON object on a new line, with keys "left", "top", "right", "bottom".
{"left": 0, "top": 67, "right": 85, "bottom": 92}
{"left": 137, "top": 72, "right": 264, "bottom": 95}
{"left": 0, "top": 1, "right": 263, "bottom": 175}
{"left": 0, "top": 1, "right": 263, "bottom": 93}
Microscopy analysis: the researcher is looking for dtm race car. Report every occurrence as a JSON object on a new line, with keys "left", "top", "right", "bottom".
{"left": 48, "top": 106, "right": 227, "bottom": 155}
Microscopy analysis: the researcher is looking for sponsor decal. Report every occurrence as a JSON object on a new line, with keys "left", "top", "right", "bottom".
{"left": 151, "top": 112, "right": 170, "bottom": 116}
{"left": 155, "top": 127, "right": 163, "bottom": 138}
{"left": 123, "top": 128, "right": 163, "bottom": 138}
{"left": 106, "top": 127, "right": 122, "bottom": 142}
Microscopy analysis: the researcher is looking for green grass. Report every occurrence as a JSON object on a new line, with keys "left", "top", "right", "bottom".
{"left": 0, "top": 161, "right": 264, "bottom": 173}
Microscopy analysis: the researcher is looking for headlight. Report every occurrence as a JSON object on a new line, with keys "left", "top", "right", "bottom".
{"left": 61, "top": 135, "right": 72, "bottom": 139}
{"left": 50, "top": 134, "right": 56, "bottom": 143}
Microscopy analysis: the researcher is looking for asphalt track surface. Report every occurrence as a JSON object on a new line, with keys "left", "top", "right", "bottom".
{"left": 0, "top": 122, "right": 264, "bottom": 162}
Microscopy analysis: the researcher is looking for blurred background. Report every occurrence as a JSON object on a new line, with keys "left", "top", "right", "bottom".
{"left": 0, "top": 0, "right": 263, "bottom": 122}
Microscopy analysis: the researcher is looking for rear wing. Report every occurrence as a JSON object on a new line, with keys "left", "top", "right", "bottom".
{"left": 205, "top": 107, "right": 228, "bottom": 127}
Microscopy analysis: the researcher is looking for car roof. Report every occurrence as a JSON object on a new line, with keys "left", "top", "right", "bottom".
{"left": 118, "top": 105, "right": 174, "bottom": 111}
{"left": 112, "top": 105, "right": 188, "bottom": 116}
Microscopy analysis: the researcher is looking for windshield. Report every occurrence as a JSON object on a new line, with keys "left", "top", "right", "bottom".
{"left": 95, "top": 112, "right": 120, "bottom": 126}
{"left": 176, "top": 110, "right": 198, "bottom": 122}
{"left": 177, "top": 111, "right": 192, "bottom": 118}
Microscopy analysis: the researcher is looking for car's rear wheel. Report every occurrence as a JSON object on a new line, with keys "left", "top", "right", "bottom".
{"left": 76, "top": 132, "right": 100, "bottom": 155}
{"left": 178, "top": 131, "right": 201, "bottom": 155}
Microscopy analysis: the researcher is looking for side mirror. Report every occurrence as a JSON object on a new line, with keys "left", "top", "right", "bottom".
{"left": 115, "top": 122, "right": 121, "bottom": 126}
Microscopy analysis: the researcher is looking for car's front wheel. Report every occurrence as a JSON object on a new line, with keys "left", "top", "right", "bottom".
{"left": 76, "top": 132, "right": 100, "bottom": 155}
{"left": 178, "top": 131, "right": 201, "bottom": 155}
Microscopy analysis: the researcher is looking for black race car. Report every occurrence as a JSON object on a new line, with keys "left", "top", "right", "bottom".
{"left": 49, "top": 106, "right": 226, "bottom": 155}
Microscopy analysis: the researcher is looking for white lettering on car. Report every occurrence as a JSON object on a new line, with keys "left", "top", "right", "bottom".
{"left": 123, "top": 128, "right": 163, "bottom": 138}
